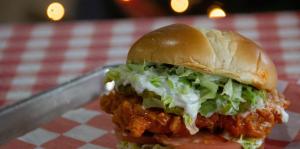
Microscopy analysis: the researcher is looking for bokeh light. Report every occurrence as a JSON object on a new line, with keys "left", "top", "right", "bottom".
{"left": 170, "top": 0, "right": 189, "bottom": 13}
{"left": 208, "top": 7, "right": 226, "bottom": 19}
{"left": 47, "top": 2, "right": 65, "bottom": 21}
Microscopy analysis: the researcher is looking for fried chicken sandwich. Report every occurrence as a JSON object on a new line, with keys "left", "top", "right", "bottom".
{"left": 100, "top": 24, "right": 289, "bottom": 149}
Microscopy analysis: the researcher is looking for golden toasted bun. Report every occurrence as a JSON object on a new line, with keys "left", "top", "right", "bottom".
{"left": 127, "top": 24, "right": 277, "bottom": 91}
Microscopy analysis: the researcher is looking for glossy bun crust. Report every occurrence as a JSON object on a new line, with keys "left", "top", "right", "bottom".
{"left": 127, "top": 24, "right": 277, "bottom": 91}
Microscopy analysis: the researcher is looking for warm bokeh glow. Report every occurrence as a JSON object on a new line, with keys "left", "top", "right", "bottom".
{"left": 208, "top": 7, "right": 226, "bottom": 19}
{"left": 170, "top": 0, "right": 189, "bottom": 13}
{"left": 47, "top": 2, "right": 65, "bottom": 21}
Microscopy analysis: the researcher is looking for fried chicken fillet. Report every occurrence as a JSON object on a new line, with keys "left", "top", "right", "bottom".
{"left": 100, "top": 90, "right": 288, "bottom": 139}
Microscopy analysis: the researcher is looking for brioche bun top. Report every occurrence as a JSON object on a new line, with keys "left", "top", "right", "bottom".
{"left": 127, "top": 24, "right": 277, "bottom": 91}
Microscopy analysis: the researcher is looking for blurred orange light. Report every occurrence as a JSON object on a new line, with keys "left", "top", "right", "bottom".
{"left": 171, "top": 0, "right": 189, "bottom": 13}
{"left": 47, "top": 2, "right": 65, "bottom": 21}
{"left": 208, "top": 7, "right": 226, "bottom": 19}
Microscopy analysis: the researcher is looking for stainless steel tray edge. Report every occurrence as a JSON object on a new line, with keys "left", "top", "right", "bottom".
{"left": 0, "top": 64, "right": 117, "bottom": 144}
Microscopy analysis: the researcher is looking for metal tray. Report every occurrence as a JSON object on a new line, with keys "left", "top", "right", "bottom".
{"left": 0, "top": 65, "right": 116, "bottom": 144}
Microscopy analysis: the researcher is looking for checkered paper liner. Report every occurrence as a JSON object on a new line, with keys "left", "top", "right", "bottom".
{"left": 0, "top": 11, "right": 300, "bottom": 149}
{"left": 0, "top": 80, "right": 299, "bottom": 149}
{"left": 1, "top": 11, "right": 300, "bottom": 108}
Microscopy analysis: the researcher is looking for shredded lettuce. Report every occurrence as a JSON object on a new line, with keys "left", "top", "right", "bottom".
{"left": 237, "top": 138, "right": 263, "bottom": 149}
{"left": 223, "top": 133, "right": 264, "bottom": 149}
{"left": 183, "top": 113, "right": 193, "bottom": 125}
{"left": 199, "top": 100, "right": 217, "bottom": 117}
{"left": 117, "top": 141, "right": 140, "bottom": 149}
{"left": 218, "top": 79, "right": 245, "bottom": 115}
{"left": 142, "top": 94, "right": 165, "bottom": 109}
{"left": 106, "top": 63, "right": 267, "bottom": 134}
{"left": 150, "top": 76, "right": 162, "bottom": 87}
{"left": 117, "top": 141, "right": 170, "bottom": 149}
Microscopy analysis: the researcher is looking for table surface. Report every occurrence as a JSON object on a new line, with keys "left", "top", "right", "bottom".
{"left": 0, "top": 11, "right": 300, "bottom": 149}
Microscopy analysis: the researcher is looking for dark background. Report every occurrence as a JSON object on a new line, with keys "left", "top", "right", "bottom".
{"left": 0, "top": 0, "right": 299, "bottom": 23}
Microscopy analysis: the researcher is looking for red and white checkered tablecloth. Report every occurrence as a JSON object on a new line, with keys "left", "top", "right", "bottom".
{"left": 0, "top": 11, "right": 300, "bottom": 148}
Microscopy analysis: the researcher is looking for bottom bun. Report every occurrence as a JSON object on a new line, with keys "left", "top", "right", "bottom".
{"left": 155, "top": 133, "right": 241, "bottom": 149}
{"left": 116, "top": 130, "right": 242, "bottom": 149}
